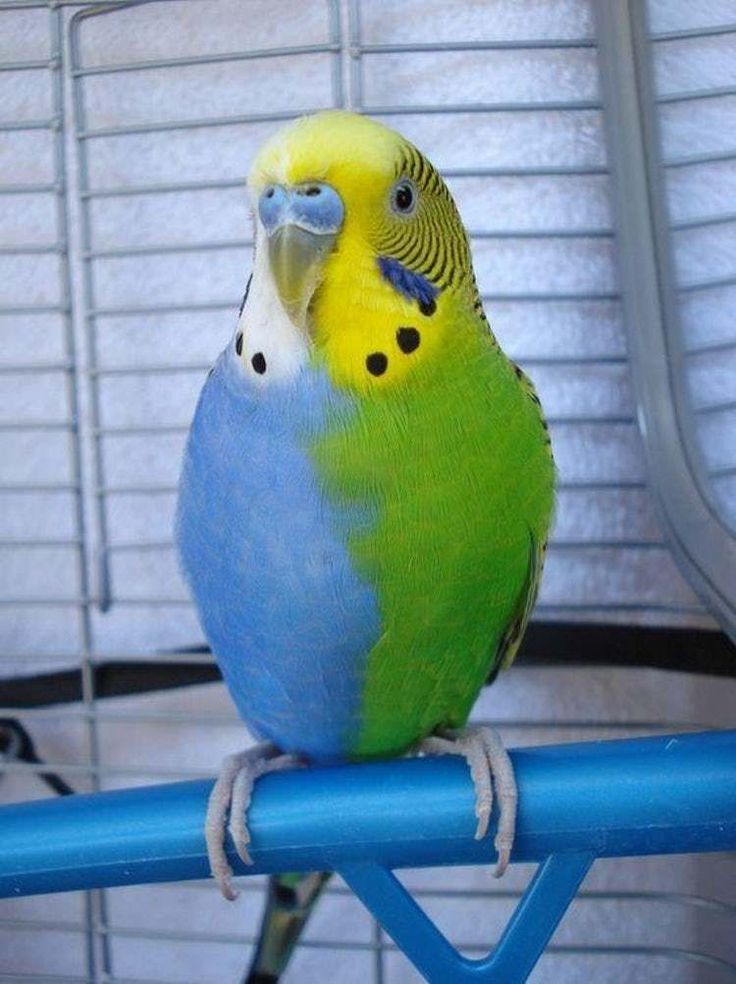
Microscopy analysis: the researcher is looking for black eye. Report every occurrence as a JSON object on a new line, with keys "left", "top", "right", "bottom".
{"left": 392, "top": 181, "right": 416, "bottom": 215}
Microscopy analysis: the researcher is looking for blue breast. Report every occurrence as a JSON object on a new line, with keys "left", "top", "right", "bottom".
{"left": 176, "top": 349, "right": 381, "bottom": 762}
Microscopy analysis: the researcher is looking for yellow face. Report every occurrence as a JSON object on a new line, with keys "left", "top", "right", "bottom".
{"left": 249, "top": 111, "right": 475, "bottom": 392}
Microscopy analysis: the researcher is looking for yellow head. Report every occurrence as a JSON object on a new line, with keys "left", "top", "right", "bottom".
{"left": 247, "top": 111, "right": 479, "bottom": 391}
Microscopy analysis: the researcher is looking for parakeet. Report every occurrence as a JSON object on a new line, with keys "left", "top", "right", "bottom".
{"left": 176, "top": 110, "right": 554, "bottom": 980}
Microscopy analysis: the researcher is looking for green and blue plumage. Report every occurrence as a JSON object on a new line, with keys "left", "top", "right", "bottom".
{"left": 177, "top": 276, "right": 551, "bottom": 763}
{"left": 176, "top": 110, "right": 555, "bottom": 981}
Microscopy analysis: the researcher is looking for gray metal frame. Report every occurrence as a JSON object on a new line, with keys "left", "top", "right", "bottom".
{"left": 595, "top": 0, "right": 736, "bottom": 641}
{"left": 0, "top": 1, "right": 109, "bottom": 977}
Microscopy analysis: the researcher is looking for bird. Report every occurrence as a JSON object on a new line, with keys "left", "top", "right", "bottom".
{"left": 176, "top": 109, "right": 555, "bottom": 982}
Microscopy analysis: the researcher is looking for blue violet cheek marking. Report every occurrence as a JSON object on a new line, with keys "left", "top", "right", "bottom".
{"left": 378, "top": 256, "right": 439, "bottom": 311}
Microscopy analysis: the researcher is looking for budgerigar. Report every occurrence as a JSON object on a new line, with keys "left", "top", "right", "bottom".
{"left": 176, "top": 111, "right": 554, "bottom": 982}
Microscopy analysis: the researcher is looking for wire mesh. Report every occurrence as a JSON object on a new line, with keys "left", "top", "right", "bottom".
{"left": 0, "top": 1, "right": 734, "bottom": 982}
{"left": 62, "top": 0, "right": 713, "bottom": 637}
{"left": 343, "top": 0, "right": 712, "bottom": 632}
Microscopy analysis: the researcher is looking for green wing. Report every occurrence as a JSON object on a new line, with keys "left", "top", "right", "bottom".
{"left": 496, "top": 530, "right": 546, "bottom": 674}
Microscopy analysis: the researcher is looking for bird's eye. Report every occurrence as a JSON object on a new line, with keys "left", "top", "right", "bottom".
{"left": 391, "top": 180, "right": 416, "bottom": 215}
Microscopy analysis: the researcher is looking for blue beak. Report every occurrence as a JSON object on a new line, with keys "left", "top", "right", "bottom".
{"left": 258, "top": 182, "right": 344, "bottom": 325}
{"left": 258, "top": 181, "right": 344, "bottom": 237}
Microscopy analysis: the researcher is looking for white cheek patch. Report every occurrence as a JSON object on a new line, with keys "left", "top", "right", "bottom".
{"left": 234, "top": 224, "right": 309, "bottom": 384}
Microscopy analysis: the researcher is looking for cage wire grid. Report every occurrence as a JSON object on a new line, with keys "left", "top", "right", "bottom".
{"left": 0, "top": 1, "right": 735, "bottom": 982}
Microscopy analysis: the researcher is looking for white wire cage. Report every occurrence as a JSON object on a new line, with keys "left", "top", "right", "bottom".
{"left": 0, "top": 0, "right": 735, "bottom": 982}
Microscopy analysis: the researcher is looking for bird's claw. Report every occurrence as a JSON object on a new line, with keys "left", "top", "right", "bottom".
{"left": 417, "top": 725, "right": 517, "bottom": 878}
{"left": 206, "top": 742, "right": 299, "bottom": 900}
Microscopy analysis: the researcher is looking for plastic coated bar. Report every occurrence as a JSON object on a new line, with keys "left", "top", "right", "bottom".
{"left": 343, "top": 853, "right": 594, "bottom": 983}
{"left": 0, "top": 538, "right": 81, "bottom": 548}
{"left": 680, "top": 272, "right": 736, "bottom": 293}
{"left": 686, "top": 337, "right": 736, "bottom": 356}
{"left": 1, "top": 731, "right": 735, "bottom": 900}
{"left": 480, "top": 290, "right": 619, "bottom": 302}
{"left": 356, "top": 38, "right": 597, "bottom": 53}
{"left": 369, "top": 99, "right": 601, "bottom": 115}
{"left": 0, "top": 483, "right": 79, "bottom": 493}
{"left": 0, "top": 117, "right": 57, "bottom": 131}
{"left": 696, "top": 397, "right": 736, "bottom": 416}
{"left": 657, "top": 83, "right": 736, "bottom": 104}
{"left": 0, "top": 361, "right": 73, "bottom": 373}
{"left": 469, "top": 227, "right": 612, "bottom": 239}
{"left": 76, "top": 107, "right": 317, "bottom": 139}
{"left": 73, "top": 97, "right": 601, "bottom": 140}
{"left": 0, "top": 242, "right": 64, "bottom": 254}
{"left": 84, "top": 238, "right": 252, "bottom": 258}
{"left": 88, "top": 299, "right": 235, "bottom": 316}
{"left": 442, "top": 164, "right": 608, "bottom": 176}
{"left": 80, "top": 177, "right": 245, "bottom": 197}
{"left": 535, "top": 602, "right": 706, "bottom": 615}
{"left": 0, "top": 58, "right": 52, "bottom": 72}
{"left": 672, "top": 210, "right": 736, "bottom": 230}
{"left": 665, "top": 147, "right": 736, "bottom": 168}
{"left": 0, "top": 183, "right": 58, "bottom": 195}
{"left": 0, "top": 304, "right": 68, "bottom": 315}
{"left": 0, "top": 0, "right": 128, "bottom": 6}
{"left": 79, "top": 164, "right": 608, "bottom": 198}
{"left": 651, "top": 22, "right": 736, "bottom": 41}
{"left": 0, "top": 421, "right": 74, "bottom": 432}
{"left": 71, "top": 42, "right": 340, "bottom": 77}
{"left": 86, "top": 362, "right": 236, "bottom": 375}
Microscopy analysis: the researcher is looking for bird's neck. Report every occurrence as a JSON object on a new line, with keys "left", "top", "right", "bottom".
{"left": 310, "top": 244, "right": 483, "bottom": 394}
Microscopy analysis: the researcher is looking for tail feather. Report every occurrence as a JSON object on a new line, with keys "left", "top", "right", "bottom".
{"left": 244, "top": 871, "right": 331, "bottom": 984}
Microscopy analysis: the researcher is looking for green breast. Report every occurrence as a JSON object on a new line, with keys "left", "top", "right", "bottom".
{"left": 311, "top": 316, "right": 555, "bottom": 759}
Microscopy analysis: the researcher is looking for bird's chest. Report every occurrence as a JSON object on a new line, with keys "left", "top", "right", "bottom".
{"left": 176, "top": 354, "right": 382, "bottom": 759}
{"left": 179, "top": 356, "right": 373, "bottom": 616}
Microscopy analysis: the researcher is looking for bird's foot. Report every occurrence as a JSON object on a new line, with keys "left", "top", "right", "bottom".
{"left": 206, "top": 741, "right": 300, "bottom": 901}
{"left": 417, "top": 726, "right": 517, "bottom": 877}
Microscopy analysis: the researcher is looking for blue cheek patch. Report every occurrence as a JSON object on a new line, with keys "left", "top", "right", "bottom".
{"left": 176, "top": 351, "right": 381, "bottom": 763}
{"left": 378, "top": 256, "right": 439, "bottom": 309}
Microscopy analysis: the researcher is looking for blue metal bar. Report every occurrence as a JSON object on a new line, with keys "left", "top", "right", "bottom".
{"left": 1, "top": 731, "right": 735, "bottom": 900}
{"left": 342, "top": 852, "right": 594, "bottom": 983}
{"left": 477, "top": 853, "right": 595, "bottom": 980}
